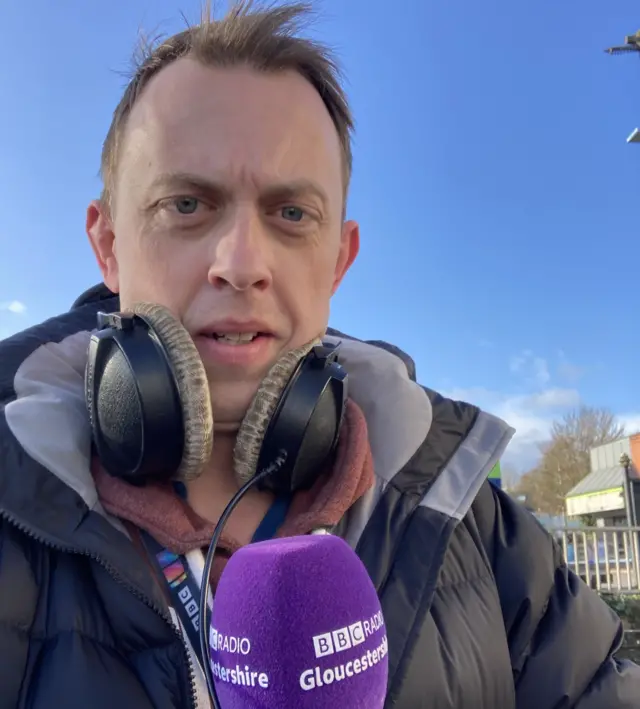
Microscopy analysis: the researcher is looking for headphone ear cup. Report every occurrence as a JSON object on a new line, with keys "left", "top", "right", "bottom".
{"left": 130, "top": 303, "right": 213, "bottom": 482}
{"left": 233, "top": 341, "right": 319, "bottom": 487}
{"left": 87, "top": 304, "right": 213, "bottom": 484}
{"left": 234, "top": 341, "right": 348, "bottom": 494}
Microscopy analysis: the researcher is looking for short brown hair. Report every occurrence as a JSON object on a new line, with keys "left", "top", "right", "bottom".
{"left": 100, "top": 0, "right": 353, "bottom": 213}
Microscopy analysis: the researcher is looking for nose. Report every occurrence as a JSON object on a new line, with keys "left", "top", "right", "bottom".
{"left": 207, "top": 209, "right": 272, "bottom": 292}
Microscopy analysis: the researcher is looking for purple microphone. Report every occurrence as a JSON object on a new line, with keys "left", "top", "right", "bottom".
{"left": 209, "top": 534, "right": 389, "bottom": 708}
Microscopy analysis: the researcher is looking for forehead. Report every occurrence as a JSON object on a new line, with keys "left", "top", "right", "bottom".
{"left": 118, "top": 58, "right": 343, "bottom": 201}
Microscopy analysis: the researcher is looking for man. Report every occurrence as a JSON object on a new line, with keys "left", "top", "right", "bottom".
{"left": 0, "top": 3, "right": 638, "bottom": 708}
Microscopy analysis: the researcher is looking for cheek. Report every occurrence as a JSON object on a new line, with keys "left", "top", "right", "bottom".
{"left": 115, "top": 231, "right": 204, "bottom": 310}
{"left": 275, "top": 246, "right": 337, "bottom": 330}
{"left": 278, "top": 245, "right": 337, "bottom": 295}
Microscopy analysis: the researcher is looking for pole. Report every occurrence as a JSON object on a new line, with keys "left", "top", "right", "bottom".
{"left": 605, "top": 31, "right": 640, "bottom": 142}
{"left": 629, "top": 467, "right": 639, "bottom": 528}
{"left": 623, "top": 458, "right": 638, "bottom": 527}
{"left": 620, "top": 454, "right": 634, "bottom": 524}
{"left": 624, "top": 466, "right": 634, "bottom": 526}
{"left": 621, "top": 453, "right": 640, "bottom": 586}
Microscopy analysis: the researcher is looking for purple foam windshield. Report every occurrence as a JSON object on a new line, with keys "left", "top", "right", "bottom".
{"left": 209, "top": 534, "right": 388, "bottom": 708}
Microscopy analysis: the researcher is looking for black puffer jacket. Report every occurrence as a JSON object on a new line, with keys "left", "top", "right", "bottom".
{"left": 1, "top": 286, "right": 639, "bottom": 708}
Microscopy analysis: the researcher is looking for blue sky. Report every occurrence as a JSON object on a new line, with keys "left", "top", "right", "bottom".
{"left": 1, "top": 0, "right": 639, "bottom": 471}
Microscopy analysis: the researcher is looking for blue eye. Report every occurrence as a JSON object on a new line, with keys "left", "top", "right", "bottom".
{"left": 174, "top": 197, "right": 199, "bottom": 215}
{"left": 281, "top": 206, "right": 304, "bottom": 222}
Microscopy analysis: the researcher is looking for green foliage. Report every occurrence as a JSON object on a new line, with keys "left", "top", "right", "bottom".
{"left": 601, "top": 593, "right": 640, "bottom": 663}
{"left": 601, "top": 593, "right": 640, "bottom": 627}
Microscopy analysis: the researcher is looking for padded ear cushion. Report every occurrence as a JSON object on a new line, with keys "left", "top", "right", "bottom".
{"left": 233, "top": 339, "right": 321, "bottom": 486}
{"left": 129, "top": 302, "right": 213, "bottom": 482}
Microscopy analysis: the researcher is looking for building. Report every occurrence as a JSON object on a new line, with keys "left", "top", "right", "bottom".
{"left": 565, "top": 435, "right": 640, "bottom": 526}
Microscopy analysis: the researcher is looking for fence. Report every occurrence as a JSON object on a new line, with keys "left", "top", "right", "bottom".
{"left": 549, "top": 526, "right": 640, "bottom": 593}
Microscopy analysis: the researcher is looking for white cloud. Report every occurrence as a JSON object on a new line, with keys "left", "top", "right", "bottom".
{"left": 0, "top": 300, "right": 29, "bottom": 341}
{"left": 509, "top": 349, "right": 550, "bottom": 386}
{"left": 619, "top": 413, "right": 640, "bottom": 437}
{"left": 557, "top": 349, "right": 586, "bottom": 383}
{"left": 443, "top": 385, "right": 582, "bottom": 472}
{"left": 441, "top": 347, "right": 638, "bottom": 475}
{"left": 509, "top": 353, "right": 527, "bottom": 374}
{"left": 520, "top": 388, "right": 581, "bottom": 409}
{"left": 0, "top": 300, "right": 27, "bottom": 314}
{"left": 445, "top": 382, "right": 638, "bottom": 474}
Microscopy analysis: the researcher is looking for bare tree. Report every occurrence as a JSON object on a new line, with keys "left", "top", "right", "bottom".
{"left": 500, "top": 462, "right": 519, "bottom": 492}
{"left": 513, "top": 407, "right": 625, "bottom": 515}
{"left": 551, "top": 407, "right": 625, "bottom": 452}
{"left": 512, "top": 467, "right": 548, "bottom": 513}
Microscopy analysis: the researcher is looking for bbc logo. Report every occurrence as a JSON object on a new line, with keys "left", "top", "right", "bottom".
{"left": 312, "top": 622, "right": 365, "bottom": 658}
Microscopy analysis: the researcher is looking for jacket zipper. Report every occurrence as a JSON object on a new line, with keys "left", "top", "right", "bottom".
{"left": 0, "top": 510, "right": 199, "bottom": 709}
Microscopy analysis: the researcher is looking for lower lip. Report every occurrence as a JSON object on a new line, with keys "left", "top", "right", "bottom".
{"left": 194, "top": 334, "right": 275, "bottom": 367}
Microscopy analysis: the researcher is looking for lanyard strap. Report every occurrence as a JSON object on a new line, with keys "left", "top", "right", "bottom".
{"left": 251, "top": 494, "right": 291, "bottom": 543}
{"left": 140, "top": 531, "right": 206, "bottom": 668}
{"left": 139, "top": 496, "right": 292, "bottom": 668}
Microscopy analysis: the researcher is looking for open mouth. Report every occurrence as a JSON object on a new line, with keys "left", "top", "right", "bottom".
{"left": 203, "top": 332, "right": 268, "bottom": 346}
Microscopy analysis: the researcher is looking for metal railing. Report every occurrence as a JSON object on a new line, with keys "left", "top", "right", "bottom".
{"left": 548, "top": 526, "right": 640, "bottom": 593}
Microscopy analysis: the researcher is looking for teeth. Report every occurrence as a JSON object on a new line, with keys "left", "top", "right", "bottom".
{"left": 213, "top": 332, "right": 258, "bottom": 344}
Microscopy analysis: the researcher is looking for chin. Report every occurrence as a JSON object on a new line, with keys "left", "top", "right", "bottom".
{"left": 209, "top": 379, "right": 261, "bottom": 430}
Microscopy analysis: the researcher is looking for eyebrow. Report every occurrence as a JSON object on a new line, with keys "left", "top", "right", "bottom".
{"left": 260, "top": 179, "right": 329, "bottom": 209}
{"left": 148, "top": 172, "right": 328, "bottom": 208}
{"left": 148, "top": 172, "right": 231, "bottom": 200}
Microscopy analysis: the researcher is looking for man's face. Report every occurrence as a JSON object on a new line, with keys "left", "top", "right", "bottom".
{"left": 87, "top": 58, "right": 359, "bottom": 430}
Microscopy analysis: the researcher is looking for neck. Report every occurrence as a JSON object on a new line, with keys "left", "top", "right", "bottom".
{"left": 184, "top": 432, "right": 274, "bottom": 546}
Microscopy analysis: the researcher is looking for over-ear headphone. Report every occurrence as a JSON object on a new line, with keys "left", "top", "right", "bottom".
{"left": 85, "top": 305, "right": 348, "bottom": 495}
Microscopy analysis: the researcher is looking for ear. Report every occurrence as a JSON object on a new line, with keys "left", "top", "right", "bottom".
{"left": 86, "top": 200, "right": 120, "bottom": 293}
{"left": 332, "top": 219, "right": 360, "bottom": 294}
